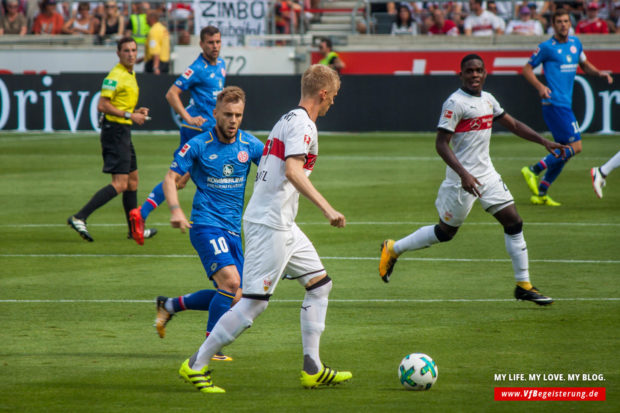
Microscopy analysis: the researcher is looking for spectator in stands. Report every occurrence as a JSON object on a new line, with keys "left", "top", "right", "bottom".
{"left": 490, "top": 0, "right": 513, "bottom": 22}
{"left": 576, "top": 2, "right": 610, "bottom": 32}
{"left": 168, "top": 2, "right": 193, "bottom": 45}
{"left": 485, "top": 1, "right": 507, "bottom": 32}
{"left": 464, "top": 0, "right": 504, "bottom": 36}
{"left": 0, "top": 0, "right": 27, "bottom": 35}
{"left": 427, "top": 8, "right": 459, "bottom": 35}
{"left": 125, "top": 1, "right": 150, "bottom": 45}
{"left": 506, "top": 5, "right": 544, "bottom": 34}
{"left": 62, "top": 1, "right": 94, "bottom": 34}
{"left": 143, "top": 10, "right": 170, "bottom": 74}
{"left": 357, "top": 1, "right": 396, "bottom": 34}
{"left": 98, "top": 1, "right": 125, "bottom": 42}
{"left": 391, "top": 3, "right": 418, "bottom": 35}
{"left": 550, "top": 0, "right": 584, "bottom": 26}
{"left": 32, "top": 0, "right": 64, "bottom": 34}
{"left": 318, "top": 37, "right": 345, "bottom": 73}
{"left": 275, "top": 0, "right": 302, "bottom": 34}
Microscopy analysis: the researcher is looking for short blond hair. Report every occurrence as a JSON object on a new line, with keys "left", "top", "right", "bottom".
{"left": 216, "top": 86, "right": 246, "bottom": 108}
{"left": 301, "top": 64, "right": 340, "bottom": 98}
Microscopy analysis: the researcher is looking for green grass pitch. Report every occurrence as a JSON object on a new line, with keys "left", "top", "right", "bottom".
{"left": 1, "top": 131, "right": 618, "bottom": 412}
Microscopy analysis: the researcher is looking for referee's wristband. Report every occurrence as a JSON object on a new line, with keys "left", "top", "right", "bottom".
{"left": 123, "top": 111, "right": 132, "bottom": 119}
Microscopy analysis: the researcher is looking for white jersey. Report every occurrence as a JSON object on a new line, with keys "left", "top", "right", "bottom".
{"left": 243, "top": 107, "right": 318, "bottom": 230}
{"left": 464, "top": 10, "right": 503, "bottom": 36}
{"left": 437, "top": 88, "right": 504, "bottom": 182}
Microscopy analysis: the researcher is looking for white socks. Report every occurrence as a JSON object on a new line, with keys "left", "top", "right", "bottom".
{"left": 191, "top": 298, "right": 268, "bottom": 371}
{"left": 393, "top": 225, "right": 439, "bottom": 255}
{"left": 300, "top": 280, "right": 332, "bottom": 374}
{"left": 600, "top": 150, "right": 620, "bottom": 177}
{"left": 504, "top": 231, "right": 529, "bottom": 282}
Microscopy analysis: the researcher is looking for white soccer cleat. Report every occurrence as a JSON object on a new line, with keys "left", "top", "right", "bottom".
{"left": 590, "top": 167, "right": 606, "bottom": 199}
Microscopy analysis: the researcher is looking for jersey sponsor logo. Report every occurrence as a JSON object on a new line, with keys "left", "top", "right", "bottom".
{"left": 454, "top": 114, "right": 493, "bottom": 132}
{"left": 179, "top": 143, "right": 191, "bottom": 157}
{"left": 237, "top": 151, "right": 249, "bottom": 163}
{"left": 182, "top": 68, "right": 194, "bottom": 79}
{"left": 443, "top": 109, "right": 453, "bottom": 119}
{"left": 102, "top": 78, "right": 117, "bottom": 91}
{"left": 262, "top": 138, "right": 285, "bottom": 160}
{"left": 304, "top": 154, "right": 317, "bottom": 171}
{"left": 223, "top": 164, "right": 234, "bottom": 176}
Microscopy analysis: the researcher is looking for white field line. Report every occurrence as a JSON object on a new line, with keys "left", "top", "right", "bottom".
{"left": 0, "top": 298, "right": 618, "bottom": 304}
{"left": 2, "top": 221, "right": 619, "bottom": 228}
{"left": 1, "top": 253, "right": 619, "bottom": 264}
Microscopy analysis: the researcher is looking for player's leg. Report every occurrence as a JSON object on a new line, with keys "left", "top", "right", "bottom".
{"left": 154, "top": 290, "right": 217, "bottom": 339}
{"left": 179, "top": 222, "right": 281, "bottom": 391}
{"left": 591, "top": 150, "right": 620, "bottom": 198}
{"left": 286, "top": 224, "right": 352, "bottom": 388}
{"left": 492, "top": 204, "right": 553, "bottom": 306}
{"left": 68, "top": 122, "right": 130, "bottom": 241}
{"left": 379, "top": 180, "right": 473, "bottom": 282}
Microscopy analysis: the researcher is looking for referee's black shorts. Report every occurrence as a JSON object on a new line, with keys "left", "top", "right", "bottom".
{"left": 100, "top": 118, "right": 137, "bottom": 174}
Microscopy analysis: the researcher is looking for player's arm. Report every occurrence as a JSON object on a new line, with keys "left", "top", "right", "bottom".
{"left": 162, "top": 169, "right": 192, "bottom": 232}
{"left": 435, "top": 128, "right": 481, "bottom": 197}
{"left": 579, "top": 60, "right": 613, "bottom": 85}
{"left": 97, "top": 96, "right": 149, "bottom": 125}
{"left": 165, "top": 84, "right": 206, "bottom": 127}
{"left": 285, "top": 155, "right": 345, "bottom": 228}
{"left": 497, "top": 113, "right": 569, "bottom": 158}
{"left": 522, "top": 63, "right": 551, "bottom": 99}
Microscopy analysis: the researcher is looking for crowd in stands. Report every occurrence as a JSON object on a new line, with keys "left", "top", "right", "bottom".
{"left": 0, "top": 0, "right": 192, "bottom": 43}
{"left": 365, "top": 0, "right": 620, "bottom": 35}
{"left": 1, "top": 0, "right": 619, "bottom": 39}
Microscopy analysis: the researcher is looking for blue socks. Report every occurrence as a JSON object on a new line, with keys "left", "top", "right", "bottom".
{"left": 206, "top": 289, "right": 235, "bottom": 333}
{"left": 172, "top": 289, "right": 217, "bottom": 312}
{"left": 140, "top": 182, "right": 166, "bottom": 221}
{"left": 531, "top": 147, "right": 575, "bottom": 194}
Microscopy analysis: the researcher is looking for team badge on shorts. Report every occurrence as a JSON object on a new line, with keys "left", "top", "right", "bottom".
{"left": 263, "top": 279, "right": 272, "bottom": 292}
{"left": 223, "top": 164, "right": 234, "bottom": 176}
{"left": 211, "top": 263, "right": 218, "bottom": 272}
{"left": 237, "top": 151, "right": 249, "bottom": 163}
{"left": 443, "top": 211, "right": 453, "bottom": 222}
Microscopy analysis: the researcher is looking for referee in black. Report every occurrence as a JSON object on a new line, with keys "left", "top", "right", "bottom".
{"left": 68, "top": 37, "right": 156, "bottom": 242}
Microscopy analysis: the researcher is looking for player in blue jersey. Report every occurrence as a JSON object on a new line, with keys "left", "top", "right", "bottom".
{"left": 153, "top": 86, "right": 263, "bottom": 363}
{"left": 129, "top": 26, "right": 226, "bottom": 244}
{"left": 520, "top": 8, "right": 613, "bottom": 206}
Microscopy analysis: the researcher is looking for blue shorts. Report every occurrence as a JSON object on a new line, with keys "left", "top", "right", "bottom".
{"left": 189, "top": 225, "right": 244, "bottom": 288}
{"left": 542, "top": 104, "right": 581, "bottom": 144}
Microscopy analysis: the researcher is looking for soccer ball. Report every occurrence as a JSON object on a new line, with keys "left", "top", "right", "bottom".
{"left": 398, "top": 353, "right": 438, "bottom": 390}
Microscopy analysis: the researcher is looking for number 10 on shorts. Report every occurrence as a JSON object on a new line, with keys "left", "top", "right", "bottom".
{"left": 210, "top": 237, "right": 229, "bottom": 255}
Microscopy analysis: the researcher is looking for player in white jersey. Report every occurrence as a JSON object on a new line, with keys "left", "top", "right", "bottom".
{"left": 379, "top": 54, "right": 569, "bottom": 306}
{"left": 176, "top": 64, "right": 352, "bottom": 394}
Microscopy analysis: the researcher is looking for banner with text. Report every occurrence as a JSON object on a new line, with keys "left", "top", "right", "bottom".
{"left": 193, "top": 0, "right": 268, "bottom": 46}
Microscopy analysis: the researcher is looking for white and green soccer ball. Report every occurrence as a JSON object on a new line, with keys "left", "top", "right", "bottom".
{"left": 398, "top": 353, "right": 438, "bottom": 390}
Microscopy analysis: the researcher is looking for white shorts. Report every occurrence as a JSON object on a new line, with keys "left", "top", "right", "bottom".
{"left": 435, "top": 171, "right": 514, "bottom": 227}
{"left": 242, "top": 221, "right": 326, "bottom": 296}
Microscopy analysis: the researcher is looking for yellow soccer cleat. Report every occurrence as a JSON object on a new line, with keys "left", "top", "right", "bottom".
{"left": 521, "top": 166, "right": 539, "bottom": 196}
{"left": 178, "top": 359, "right": 225, "bottom": 394}
{"left": 530, "top": 195, "right": 561, "bottom": 206}
{"left": 154, "top": 296, "right": 173, "bottom": 339}
{"left": 379, "top": 239, "right": 398, "bottom": 283}
{"left": 211, "top": 352, "right": 233, "bottom": 362}
{"left": 300, "top": 364, "right": 352, "bottom": 389}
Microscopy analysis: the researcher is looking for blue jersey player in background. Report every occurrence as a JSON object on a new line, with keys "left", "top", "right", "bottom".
{"left": 129, "top": 26, "right": 226, "bottom": 244}
{"left": 520, "top": 8, "right": 612, "bottom": 207}
{"left": 154, "top": 86, "right": 263, "bottom": 362}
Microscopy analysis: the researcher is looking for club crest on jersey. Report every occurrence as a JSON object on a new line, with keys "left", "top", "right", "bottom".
{"left": 179, "top": 143, "right": 191, "bottom": 157}
{"left": 570, "top": 45, "right": 577, "bottom": 54}
{"left": 237, "top": 151, "right": 249, "bottom": 163}
{"left": 443, "top": 110, "right": 453, "bottom": 119}
{"left": 223, "top": 164, "right": 234, "bottom": 176}
{"left": 182, "top": 68, "right": 194, "bottom": 79}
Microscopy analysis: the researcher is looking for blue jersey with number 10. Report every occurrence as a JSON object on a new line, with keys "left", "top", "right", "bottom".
{"left": 528, "top": 36, "right": 585, "bottom": 109}
{"left": 170, "top": 128, "right": 263, "bottom": 234}
{"left": 174, "top": 54, "right": 226, "bottom": 132}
